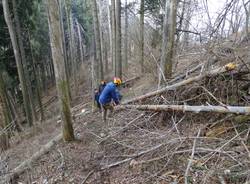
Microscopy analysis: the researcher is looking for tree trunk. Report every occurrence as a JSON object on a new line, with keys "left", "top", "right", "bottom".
{"left": 139, "top": 0, "right": 144, "bottom": 73}
{"left": 47, "top": 0, "right": 75, "bottom": 141}
{"left": 77, "top": 20, "right": 84, "bottom": 63}
{"left": 115, "top": 0, "right": 122, "bottom": 78}
{"left": 12, "top": 0, "right": 38, "bottom": 123}
{"left": 99, "top": 0, "right": 111, "bottom": 74}
{"left": 124, "top": 0, "right": 128, "bottom": 72}
{"left": 111, "top": 0, "right": 116, "bottom": 74}
{"left": 28, "top": 31, "right": 44, "bottom": 121}
{"left": 176, "top": 0, "right": 186, "bottom": 44}
{"left": 119, "top": 104, "right": 250, "bottom": 115}
{"left": 59, "top": 0, "right": 72, "bottom": 101}
{"left": 182, "top": 1, "right": 192, "bottom": 48}
{"left": 0, "top": 73, "right": 10, "bottom": 151}
{"left": 65, "top": 0, "right": 78, "bottom": 95}
{"left": 159, "top": 0, "right": 171, "bottom": 85}
{"left": 243, "top": 0, "right": 250, "bottom": 37}
{"left": 2, "top": 0, "right": 33, "bottom": 126}
{"left": 159, "top": 0, "right": 177, "bottom": 83}
{"left": 92, "top": 0, "right": 104, "bottom": 81}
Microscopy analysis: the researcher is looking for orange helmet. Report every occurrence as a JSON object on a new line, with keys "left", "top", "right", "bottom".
{"left": 113, "top": 77, "right": 122, "bottom": 85}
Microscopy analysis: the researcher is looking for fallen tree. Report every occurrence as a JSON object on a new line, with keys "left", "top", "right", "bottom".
{"left": 0, "top": 110, "right": 90, "bottom": 184}
{"left": 122, "top": 63, "right": 238, "bottom": 104}
{"left": 0, "top": 133, "right": 62, "bottom": 184}
{"left": 119, "top": 104, "right": 250, "bottom": 115}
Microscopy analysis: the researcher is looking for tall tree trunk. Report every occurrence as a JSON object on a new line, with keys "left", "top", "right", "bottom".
{"left": 115, "top": 0, "right": 122, "bottom": 78}
{"left": 47, "top": 0, "right": 75, "bottom": 141}
{"left": 92, "top": 0, "right": 104, "bottom": 81}
{"left": 176, "top": 0, "right": 186, "bottom": 44}
{"left": 0, "top": 93, "right": 9, "bottom": 151}
{"left": 65, "top": 0, "right": 78, "bottom": 95}
{"left": 12, "top": 0, "right": 38, "bottom": 123}
{"left": 111, "top": 0, "right": 116, "bottom": 74}
{"left": 28, "top": 31, "right": 44, "bottom": 121}
{"left": 166, "top": 0, "right": 177, "bottom": 76}
{"left": 124, "top": 0, "right": 128, "bottom": 72}
{"left": 182, "top": 1, "right": 192, "bottom": 48}
{"left": 77, "top": 20, "right": 84, "bottom": 63}
{"left": 159, "top": 0, "right": 177, "bottom": 83}
{"left": 59, "top": 0, "right": 72, "bottom": 101}
{"left": 139, "top": 0, "right": 144, "bottom": 73}
{"left": 104, "top": 41, "right": 108, "bottom": 73}
{"left": 243, "top": 0, "right": 250, "bottom": 37}
{"left": 0, "top": 73, "right": 12, "bottom": 132}
{"left": 7, "top": 91, "right": 24, "bottom": 132}
{"left": 2, "top": 0, "right": 33, "bottom": 126}
{"left": 98, "top": 0, "right": 110, "bottom": 75}
{"left": 108, "top": 4, "right": 112, "bottom": 70}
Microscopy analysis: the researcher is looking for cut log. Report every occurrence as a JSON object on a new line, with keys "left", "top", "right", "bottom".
{"left": 119, "top": 104, "right": 250, "bottom": 115}
{"left": 122, "top": 64, "right": 238, "bottom": 104}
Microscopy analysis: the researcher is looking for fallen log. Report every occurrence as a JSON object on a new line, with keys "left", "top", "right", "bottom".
{"left": 119, "top": 104, "right": 250, "bottom": 115}
{"left": 169, "top": 63, "right": 203, "bottom": 84}
{"left": 122, "top": 63, "right": 238, "bottom": 104}
{"left": 0, "top": 133, "right": 62, "bottom": 183}
{"left": 121, "top": 76, "right": 140, "bottom": 88}
{"left": 0, "top": 110, "right": 91, "bottom": 184}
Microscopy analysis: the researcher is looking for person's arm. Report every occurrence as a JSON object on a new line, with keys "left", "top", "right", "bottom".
{"left": 111, "top": 89, "right": 119, "bottom": 105}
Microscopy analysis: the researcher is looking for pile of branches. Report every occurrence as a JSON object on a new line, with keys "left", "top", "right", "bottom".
{"left": 87, "top": 58, "right": 250, "bottom": 183}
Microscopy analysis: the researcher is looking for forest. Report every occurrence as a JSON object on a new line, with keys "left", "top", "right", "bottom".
{"left": 0, "top": 0, "right": 250, "bottom": 183}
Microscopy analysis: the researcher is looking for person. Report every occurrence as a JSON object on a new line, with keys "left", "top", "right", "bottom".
{"left": 99, "top": 77, "right": 122, "bottom": 122}
{"left": 94, "top": 80, "right": 107, "bottom": 110}
{"left": 99, "top": 80, "right": 106, "bottom": 93}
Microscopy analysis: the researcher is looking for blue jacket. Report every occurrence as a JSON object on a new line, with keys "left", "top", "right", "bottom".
{"left": 99, "top": 82, "right": 120, "bottom": 105}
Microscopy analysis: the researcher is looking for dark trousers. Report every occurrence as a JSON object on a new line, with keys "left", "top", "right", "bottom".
{"left": 101, "top": 103, "right": 114, "bottom": 122}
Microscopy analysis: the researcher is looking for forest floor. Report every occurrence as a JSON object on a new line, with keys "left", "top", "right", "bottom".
{"left": 1, "top": 41, "right": 250, "bottom": 184}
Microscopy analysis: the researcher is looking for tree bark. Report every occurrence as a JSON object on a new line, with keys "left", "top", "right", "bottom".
{"left": 0, "top": 73, "right": 10, "bottom": 151}
{"left": 124, "top": 0, "right": 128, "bottom": 72}
{"left": 243, "top": 0, "right": 250, "bottom": 37}
{"left": 159, "top": 0, "right": 171, "bottom": 84}
{"left": 2, "top": 0, "right": 33, "bottom": 126}
{"left": 139, "top": 0, "right": 145, "bottom": 73}
{"left": 59, "top": 0, "right": 72, "bottom": 101}
{"left": 92, "top": 0, "right": 104, "bottom": 81}
{"left": 115, "top": 0, "right": 122, "bottom": 78}
{"left": 176, "top": 0, "right": 186, "bottom": 44}
{"left": 0, "top": 96, "right": 9, "bottom": 152}
{"left": 166, "top": 0, "right": 177, "bottom": 78}
{"left": 65, "top": 0, "right": 78, "bottom": 95}
{"left": 12, "top": 0, "right": 38, "bottom": 123}
{"left": 111, "top": 0, "right": 116, "bottom": 74}
{"left": 119, "top": 104, "right": 250, "bottom": 115}
{"left": 77, "top": 20, "right": 84, "bottom": 64}
{"left": 28, "top": 31, "right": 44, "bottom": 121}
{"left": 47, "top": 0, "right": 75, "bottom": 141}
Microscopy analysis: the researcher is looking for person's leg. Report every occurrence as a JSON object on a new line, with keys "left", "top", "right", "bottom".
{"left": 107, "top": 103, "right": 114, "bottom": 118}
{"left": 101, "top": 105, "right": 107, "bottom": 122}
